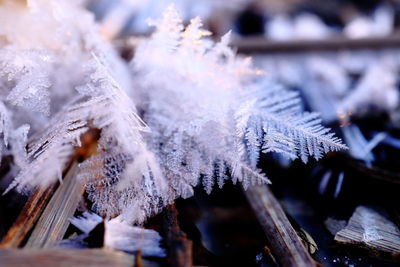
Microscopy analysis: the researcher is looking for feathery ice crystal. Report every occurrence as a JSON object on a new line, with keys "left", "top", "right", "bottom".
{"left": 0, "top": 2, "right": 346, "bottom": 226}
{"left": 131, "top": 4, "right": 347, "bottom": 192}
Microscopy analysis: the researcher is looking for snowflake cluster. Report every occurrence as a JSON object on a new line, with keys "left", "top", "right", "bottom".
{"left": 0, "top": 1, "right": 346, "bottom": 227}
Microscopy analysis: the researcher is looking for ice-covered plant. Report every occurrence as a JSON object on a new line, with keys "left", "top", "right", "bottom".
{"left": 0, "top": 0, "right": 151, "bottom": 195}
{"left": 1, "top": 2, "right": 346, "bottom": 228}
{"left": 0, "top": 0, "right": 165, "bottom": 254}
{"left": 120, "top": 4, "right": 345, "bottom": 221}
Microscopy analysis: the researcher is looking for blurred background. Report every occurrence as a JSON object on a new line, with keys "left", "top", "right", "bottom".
{"left": 88, "top": 0, "right": 400, "bottom": 38}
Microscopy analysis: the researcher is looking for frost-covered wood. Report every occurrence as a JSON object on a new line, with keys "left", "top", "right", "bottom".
{"left": 335, "top": 206, "right": 400, "bottom": 257}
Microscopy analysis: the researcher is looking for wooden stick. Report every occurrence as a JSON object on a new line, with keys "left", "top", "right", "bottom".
{"left": 244, "top": 185, "right": 318, "bottom": 267}
{"left": 0, "top": 129, "right": 99, "bottom": 248}
{"left": 0, "top": 248, "right": 134, "bottom": 267}
{"left": 232, "top": 36, "right": 400, "bottom": 54}
{"left": 0, "top": 184, "right": 57, "bottom": 248}
{"left": 24, "top": 163, "right": 82, "bottom": 248}
{"left": 162, "top": 204, "right": 193, "bottom": 267}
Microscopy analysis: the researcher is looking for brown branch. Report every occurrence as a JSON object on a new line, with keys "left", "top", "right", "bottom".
{"left": 232, "top": 36, "right": 400, "bottom": 54}
{"left": 162, "top": 204, "right": 193, "bottom": 267}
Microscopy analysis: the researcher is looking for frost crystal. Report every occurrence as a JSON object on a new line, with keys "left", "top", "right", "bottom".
{"left": 1, "top": 2, "right": 346, "bottom": 225}
{"left": 69, "top": 212, "right": 165, "bottom": 257}
{"left": 131, "top": 5, "right": 346, "bottom": 200}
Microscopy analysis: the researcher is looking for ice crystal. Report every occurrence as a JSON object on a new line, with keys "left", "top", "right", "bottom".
{"left": 130, "top": 5, "right": 346, "bottom": 200}
{"left": 1, "top": 2, "right": 346, "bottom": 226}
{"left": 69, "top": 212, "right": 165, "bottom": 257}
{"left": 1, "top": 0, "right": 152, "bottom": 197}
